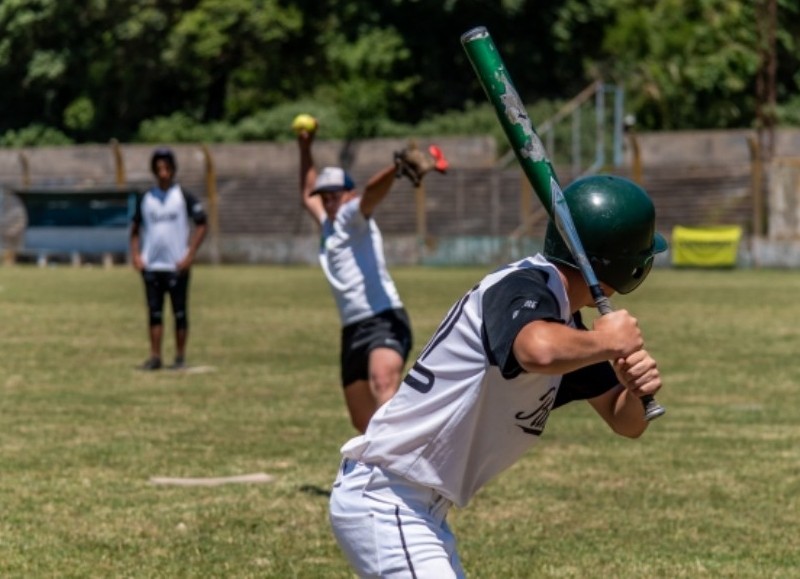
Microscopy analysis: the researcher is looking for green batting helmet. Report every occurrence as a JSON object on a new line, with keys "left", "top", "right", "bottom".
{"left": 543, "top": 175, "right": 668, "bottom": 294}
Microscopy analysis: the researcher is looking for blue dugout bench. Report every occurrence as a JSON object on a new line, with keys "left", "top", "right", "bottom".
{"left": 10, "top": 185, "right": 145, "bottom": 263}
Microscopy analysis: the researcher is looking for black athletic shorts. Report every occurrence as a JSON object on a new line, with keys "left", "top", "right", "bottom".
{"left": 142, "top": 270, "right": 190, "bottom": 328}
{"left": 340, "top": 308, "right": 413, "bottom": 387}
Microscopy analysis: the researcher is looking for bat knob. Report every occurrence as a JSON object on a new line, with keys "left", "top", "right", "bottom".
{"left": 641, "top": 395, "right": 666, "bottom": 421}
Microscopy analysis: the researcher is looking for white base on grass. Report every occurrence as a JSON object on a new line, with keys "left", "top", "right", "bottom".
{"left": 149, "top": 473, "right": 274, "bottom": 486}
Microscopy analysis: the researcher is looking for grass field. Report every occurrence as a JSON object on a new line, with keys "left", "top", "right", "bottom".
{"left": 1, "top": 264, "right": 799, "bottom": 578}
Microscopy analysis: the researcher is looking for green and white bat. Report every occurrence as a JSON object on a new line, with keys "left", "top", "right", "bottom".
{"left": 461, "top": 26, "right": 665, "bottom": 421}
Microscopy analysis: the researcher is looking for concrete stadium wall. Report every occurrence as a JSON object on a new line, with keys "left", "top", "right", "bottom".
{"left": 1, "top": 129, "right": 800, "bottom": 267}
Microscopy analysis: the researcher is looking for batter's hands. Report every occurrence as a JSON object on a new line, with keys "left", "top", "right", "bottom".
{"left": 613, "top": 349, "right": 662, "bottom": 399}
{"left": 592, "top": 309, "right": 644, "bottom": 360}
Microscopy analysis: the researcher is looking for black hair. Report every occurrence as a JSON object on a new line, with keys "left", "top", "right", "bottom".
{"left": 150, "top": 148, "right": 177, "bottom": 175}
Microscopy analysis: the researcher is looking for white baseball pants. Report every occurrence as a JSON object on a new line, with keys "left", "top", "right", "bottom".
{"left": 329, "top": 459, "right": 465, "bottom": 578}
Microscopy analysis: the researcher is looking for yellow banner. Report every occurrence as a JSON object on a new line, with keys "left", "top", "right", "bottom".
{"left": 671, "top": 225, "right": 742, "bottom": 267}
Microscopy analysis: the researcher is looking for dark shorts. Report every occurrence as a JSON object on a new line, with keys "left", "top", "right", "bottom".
{"left": 142, "top": 270, "right": 190, "bottom": 328}
{"left": 340, "top": 308, "right": 413, "bottom": 387}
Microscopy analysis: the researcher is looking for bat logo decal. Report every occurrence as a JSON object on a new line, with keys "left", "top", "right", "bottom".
{"left": 495, "top": 71, "right": 548, "bottom": 163}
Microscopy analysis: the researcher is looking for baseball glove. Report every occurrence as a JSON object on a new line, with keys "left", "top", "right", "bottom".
{"left": 394, "top": 143, "right": 449, "bottom": 186}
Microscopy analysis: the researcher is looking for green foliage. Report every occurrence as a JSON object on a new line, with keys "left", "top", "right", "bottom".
{"left": 136, "top": 112, "right": 239, "bottom": 143}
{"left": 554, "top": 0, "right": 793, "bottom": 130}
{"left": 63, "top": 96, "right": 95, "bottom": 132}
{"left": 614, "top": 0, "right": 759, "bottom": 129}
{"left": 135, "top": 101, "right": 350, "bottom": 143}
{"left": 0, "top": 0, "right": 798, "bottom": 143}
{"left": 411, "top": 101, "right": 556, "bottom": 158}
{"left": 323, "top": 27, "right": 415, "bottom": 138}
{"left": 164, "top": 0, "right": 303, "bottom": 120}
{"left": 777, "top": 96, "right": 800, "bottom": 126}
{"left": 24, "top": 48, "right": 67, "bottom": 85}
{"left": 408, "top": 104, "right": 499, "bottom": 137}
{"left": 234, "top": 100, "right": 343, "bottom": 142}
{"left": 0, "top": 123, "right": 73, "bottom": 147}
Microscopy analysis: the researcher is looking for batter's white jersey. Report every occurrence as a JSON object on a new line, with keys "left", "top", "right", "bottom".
{"left": 341, "top": 254, "right": 618, "bottom": 508}
{"left": 319, "top": 198, "right": 403, "bottom": 326}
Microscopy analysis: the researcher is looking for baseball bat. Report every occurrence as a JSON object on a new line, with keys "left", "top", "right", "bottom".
{"left": 461, "top": 26, "right": 665, "bottom": 421}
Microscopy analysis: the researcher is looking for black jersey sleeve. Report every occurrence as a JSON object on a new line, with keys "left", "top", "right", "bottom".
{"left": 481, "top": 268, "right": 565, "bottom": 379}
{"left": 554, "top": 360, "right": 619, "bottom": 408}
{"left": 552, "top": 312, "right": 620, "bottom": 408}
{"left": 182, "top": 189, "right": 208, "bottom": 225}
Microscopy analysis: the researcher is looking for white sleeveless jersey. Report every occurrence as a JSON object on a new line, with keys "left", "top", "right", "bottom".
{"left": 340, "top": 254, "right": 575, "bottom": 507}
{"left": 134, "top": 185, "right": 205, "bottom": 272}
{"left": 319, "top": 198, "right": 403, "bottom": 325}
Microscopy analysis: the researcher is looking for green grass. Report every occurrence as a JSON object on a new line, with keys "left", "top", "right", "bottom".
{"left": 0, "top": 264, "right": 798, "bottom": 578}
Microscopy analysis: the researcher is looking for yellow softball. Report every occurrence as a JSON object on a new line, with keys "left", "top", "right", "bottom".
{"left": 291, "top": 113, "right": 317, "bottom": 133}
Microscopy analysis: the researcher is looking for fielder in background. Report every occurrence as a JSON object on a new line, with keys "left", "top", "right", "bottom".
{"left": 329, "top": 175, "right": 668, "bottom": 577}
{"left": 296, "top": 119, "right": 446, "bottom": 433}
{"left": 130, "top": 148, "right": 208, "bottom": 371}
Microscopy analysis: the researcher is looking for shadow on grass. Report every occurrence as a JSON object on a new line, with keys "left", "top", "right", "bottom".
{"left": 299, "top": 484, "right": 331, "bottom": 498}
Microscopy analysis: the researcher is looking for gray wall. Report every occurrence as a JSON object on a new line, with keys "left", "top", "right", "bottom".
{"left": 2, "top": 129, "right": 800, "bottom": 267}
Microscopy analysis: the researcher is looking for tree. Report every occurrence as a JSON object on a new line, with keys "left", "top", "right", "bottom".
{"left": 1, "top": 0, "right": 799, "bottom": 145}
{"left": 554, "top": 0, "right": 799, "bottom": 130}
{"left": 164, "top": 0, "right": 302, "bottom": 121}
